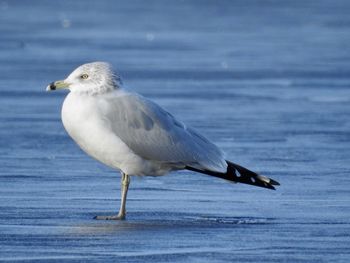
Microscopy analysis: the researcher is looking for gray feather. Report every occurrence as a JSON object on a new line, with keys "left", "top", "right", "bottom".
{"left": 99, "top": 92, "right": 227, "bottom": 172}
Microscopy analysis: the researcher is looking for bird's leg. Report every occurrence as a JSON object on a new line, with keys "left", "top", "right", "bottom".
{"left": 116, "top": 172, "right": 130, "bottom": 219}
{"left": 94, "top": 172, "right": 130, "bottom": 220}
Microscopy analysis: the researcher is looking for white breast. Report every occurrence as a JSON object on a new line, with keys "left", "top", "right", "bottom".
{"left": 61, "top": 93, "right": 144, "bottom": 173}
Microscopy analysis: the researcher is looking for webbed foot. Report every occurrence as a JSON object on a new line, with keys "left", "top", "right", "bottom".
{"left": 94, "top": 214, "right": 126, "bottom": 220}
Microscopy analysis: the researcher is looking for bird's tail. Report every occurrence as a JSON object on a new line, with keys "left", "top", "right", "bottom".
{"left": 186, "top": 161, "right": 280, "bottom": 190}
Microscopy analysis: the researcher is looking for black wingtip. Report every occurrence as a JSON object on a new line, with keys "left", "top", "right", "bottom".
{"left": 263, "top": 182, "right": 276, "bottom": 190}
{"left": 270, "top": 179, "right": 280, "bottom": 186}
{"left": 185, "top": 162, "right": 280, "bottom": 191}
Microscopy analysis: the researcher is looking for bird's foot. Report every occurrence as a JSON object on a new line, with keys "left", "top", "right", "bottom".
{"left": 94, "top": 214, "right": 126, "bottom": 220}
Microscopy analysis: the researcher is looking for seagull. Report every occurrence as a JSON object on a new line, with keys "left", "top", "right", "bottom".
{"left": 46, "top": 62, "right": 279, "bottom": 220}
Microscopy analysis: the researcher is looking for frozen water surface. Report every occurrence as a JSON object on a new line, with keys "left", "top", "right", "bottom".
{"left": 1, "top": 0, "right": 350, "bottom": 262}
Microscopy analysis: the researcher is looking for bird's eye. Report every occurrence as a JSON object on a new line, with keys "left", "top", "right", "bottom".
{"left": 81, "top": 74, "right": 89, "bottom": 79}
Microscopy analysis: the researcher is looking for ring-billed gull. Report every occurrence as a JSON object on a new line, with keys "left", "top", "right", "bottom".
{"left": 46, "top": 62, "right": 279, "bottom": 220}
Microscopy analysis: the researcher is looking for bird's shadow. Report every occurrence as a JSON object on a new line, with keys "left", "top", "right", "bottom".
{"left": 67, "top": 212, "right": 275, "bottom": 236}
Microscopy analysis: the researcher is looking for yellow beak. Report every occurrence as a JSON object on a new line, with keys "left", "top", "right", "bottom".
{"left": 46, "top": 80, "right": 70, "bottom": 91}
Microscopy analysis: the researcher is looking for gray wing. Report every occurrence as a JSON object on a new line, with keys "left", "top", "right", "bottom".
{"left": 100, "top": 92, "right": 227, "bottom": 173}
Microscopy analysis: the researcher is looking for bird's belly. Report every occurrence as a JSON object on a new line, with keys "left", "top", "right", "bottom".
{"left": 61, "top": 95, "right": 172, "bottom": 176}
{"left": 64, "top": 116, "right": 123, "bottom": 167}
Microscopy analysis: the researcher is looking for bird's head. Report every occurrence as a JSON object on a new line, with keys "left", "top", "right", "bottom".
{"left": 46, "top": 62, "right": 122, "bottom": 94}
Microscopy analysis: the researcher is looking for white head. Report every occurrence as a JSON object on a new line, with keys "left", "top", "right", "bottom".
{"left": 47, "top": 62, "right": 122, "bottom": 94}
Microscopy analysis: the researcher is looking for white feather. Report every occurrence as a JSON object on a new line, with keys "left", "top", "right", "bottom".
{"left": 60, "top": 62, "right": 227, "bottom": 176}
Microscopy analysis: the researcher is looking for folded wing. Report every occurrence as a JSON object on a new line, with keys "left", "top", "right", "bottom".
{"left": 100, "top": 92, "right": 227, "bottom": 173}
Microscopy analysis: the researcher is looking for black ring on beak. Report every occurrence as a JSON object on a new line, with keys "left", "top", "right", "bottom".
{"left": 49, "top": 82, "right": 56, "bottom": 90}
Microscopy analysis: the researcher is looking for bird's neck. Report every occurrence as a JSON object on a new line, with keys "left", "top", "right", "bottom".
{"left": 72, "top": 84, "right": 119, "bottom": 96}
